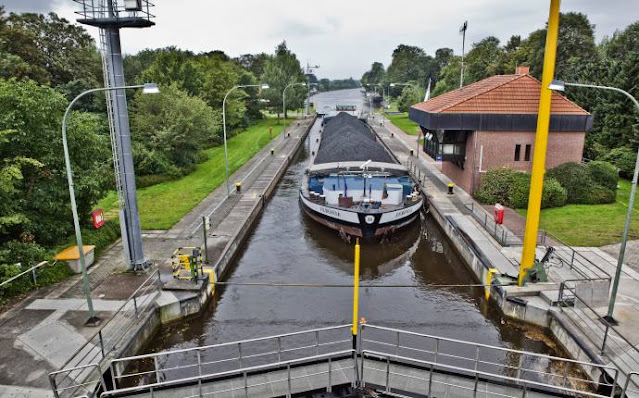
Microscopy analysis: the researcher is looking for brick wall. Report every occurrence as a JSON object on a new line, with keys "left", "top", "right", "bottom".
{"left": 441, "top": 130, "right": 585, "bottom": 195}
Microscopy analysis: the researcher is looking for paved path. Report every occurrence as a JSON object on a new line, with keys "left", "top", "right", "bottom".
{"left": 0, "top": 118, "right": 313, "bottom": 396}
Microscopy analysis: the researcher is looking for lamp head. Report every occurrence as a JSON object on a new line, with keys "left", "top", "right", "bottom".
{"left": 142, "top": 83, "right": 160, "bottom": 94}
{"left": 390, "top": 83, "right": 397, "bottom": 87}
{"left": 260, "top": 84, "right": 270, "bottom": 90}
{"left": 548, "top": 79, "right": 565, "bottom": 92}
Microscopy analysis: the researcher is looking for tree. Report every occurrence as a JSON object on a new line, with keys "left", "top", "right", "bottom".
{"left": 397, "top": 86, "right": 425, "bottom": 113}
{"left": 130, "top": 83, "right": 221, "bottom": 176}
{"left": 432, "top": 56, "right": 462, "bottom": 96}
{"left": 235, "top": 53, "right": 271, "bottom": 78}
{"left": 0, "top": 79, "right": 109, "bottom": 245}
{"left": 464, "top": 36, "right": 506, "bottom": 83}
{"left": 140, "top": 47, "right": 204, "bottom": 98}
{"left": 386, "top": 44, "right": 437, "bottom": 97}
{"left": 361, "top": 62, "right": 385, "bottom": 86}
{"left": 0, "top": 11, "right": 101, "bottom": 87}
{"left": 260, "top": 41, "right": 305, "bottom": 119}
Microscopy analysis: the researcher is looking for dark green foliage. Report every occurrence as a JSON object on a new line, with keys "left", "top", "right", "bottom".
{"left": 547, "top": 162, "right": 616, "bottom": 204}
{"left": 76, "top": 219, "right": 121, "bottom": 258}
{"left": 546, "top": 163, "right": 594, "bottom": 204}
{"left": 586, "top": 185, "right": 616, "bottom": 205}
{"left": 474, "top": 168, "right": 516, "bottom": 205}
{"left": 476, "top": 168, "right": 566, "bottom": 209}
{"left": 541, "top": 178, "right": 568, "bottom": 209}
{"left": 602, "top": 147, "right": 637, "bottom": 179}
{"left": 0, "top": 261, "right": 73, "bottom": 300}
{"left": 586, "top": 161, "right": 619, "bottom": 191}
{"left": 507, "top": 172, "right": 531, "bottom": 209}
{"left": 397, "top": 86, "right": 425, "bottom": 113}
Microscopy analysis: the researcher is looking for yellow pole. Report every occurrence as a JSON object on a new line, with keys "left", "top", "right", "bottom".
{"left": 351, "top": 238, "right": 361, "bottom": 346}
{"left": 519, "top": 0, "right": 561, "bottom": 286}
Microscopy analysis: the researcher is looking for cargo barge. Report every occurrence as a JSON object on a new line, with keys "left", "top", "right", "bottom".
{"left": 300, "top": 112, "right": 422, "bottom": 238}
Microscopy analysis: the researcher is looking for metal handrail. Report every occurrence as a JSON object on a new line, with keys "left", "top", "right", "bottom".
{"left": 49, "top": 363, "right": 105, "bottom": 398}
{"left": 558, "top": 282, "right": 639, "bottom": 362}
{"left": 0, "top": 261, "right": 52, "bottom": 289}
{"left": 361, "top": 350, "right": 614, "bottom": 398}
{"left": 361, "top": 324, "right": 619, "bottom": 372}
{"left": 622, "top": 372, "right": 639, "bottom": 398}
{"left": 57, "top": 269, "right": 162, "bottom": 373}
{"left": 101, "top": 349, "right": 355, "bottom": 398}
{"left": 110, "top": 324, "right": 352, "bottom": 388}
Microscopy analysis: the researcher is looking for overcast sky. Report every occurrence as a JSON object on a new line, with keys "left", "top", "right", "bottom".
{"left": 2, "top": 0, "right": 638, "bottom": 79}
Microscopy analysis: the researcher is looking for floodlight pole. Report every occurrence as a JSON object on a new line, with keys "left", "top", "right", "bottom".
{"left": 519, "top": 0, "right": 560, "bottom": 286}
{"left": 62, "top": 84, "right": 156, "bottom": 325}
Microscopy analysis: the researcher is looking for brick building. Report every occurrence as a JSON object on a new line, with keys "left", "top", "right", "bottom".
{"left": 409, "top": 67, "right": 593, "bottom": 194}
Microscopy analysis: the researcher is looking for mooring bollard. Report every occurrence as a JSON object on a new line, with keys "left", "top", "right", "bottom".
{"left": 271, "top": 148, "right": 275, "bottom": 155}
{"left": 410, "top": 149, "right": 414, "bottom": 156}
{"left": 447, "top": 183, "right": 454, "bottom": 195}
{"left": 236, "top": 182, "right": 242, "bottom": 193}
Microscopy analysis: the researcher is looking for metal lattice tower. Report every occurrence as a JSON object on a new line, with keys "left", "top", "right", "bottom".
{"left": 74, "top": 0, "right": 155, "bottom": 271}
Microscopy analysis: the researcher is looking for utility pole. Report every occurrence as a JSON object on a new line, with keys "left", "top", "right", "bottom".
{"left": 459, "top": 21, "right": 468, "bottom": 89}
{"left": 76, "top": 0, "right": 155, "bottom": 272}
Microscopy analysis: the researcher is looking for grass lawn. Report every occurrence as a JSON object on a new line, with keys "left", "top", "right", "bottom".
{"left": 384, "top": 108, "right": 420, "bottom": 136}
{"left": 98, "top": 118, "right": 287, "bottom": 230}
{"left": 517, "top": 179, "right": 639, "bottom": 247}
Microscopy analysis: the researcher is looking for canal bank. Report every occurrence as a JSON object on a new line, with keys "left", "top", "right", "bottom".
{"left": 374, "top": 113, "right": 639, "bottom": 390}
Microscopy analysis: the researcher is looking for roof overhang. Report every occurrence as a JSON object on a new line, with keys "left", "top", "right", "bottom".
{"left": 409, "top": 108, "right": 594, "bottom": 132}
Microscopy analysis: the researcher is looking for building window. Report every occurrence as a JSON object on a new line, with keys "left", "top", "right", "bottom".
{"left": 524, "top": 144, "right": 531, "bottom": 161}
{"left": 514, "top": 144, "right": 521, "bottom": 161}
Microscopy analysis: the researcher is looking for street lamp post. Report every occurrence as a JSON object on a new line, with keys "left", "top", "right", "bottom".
{"left": 62, "top": 83, "right": 159, "bottom": 326}
{"left": 283, "top": 82, "right": 306, "bottom": 135}
{"left": 549, "top": 79, "right": 639, "bottom": 322}
{"left": 222, "top": 83, "right": 269, "bottom": 196}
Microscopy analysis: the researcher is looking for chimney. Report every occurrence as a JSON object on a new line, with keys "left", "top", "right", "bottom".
{"left": 515, "top": 66, "right": 530, "bottom": 75}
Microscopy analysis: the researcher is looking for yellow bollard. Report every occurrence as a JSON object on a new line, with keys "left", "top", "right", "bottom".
{"left": 351, "top": 239, "right": 361, "bottom": 348}
{"left": 235, "top": 182, "right": 242, "bottom": 193}
{"left": 485, "top": 268, "right": 498, "bottom": 300}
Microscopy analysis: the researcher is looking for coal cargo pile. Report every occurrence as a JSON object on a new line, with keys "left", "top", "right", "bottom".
{"left": 314, "top": 112, "right": 397, "bottom": 165}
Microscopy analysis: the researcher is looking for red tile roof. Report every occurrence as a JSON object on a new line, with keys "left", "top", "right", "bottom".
{"left": 412, "top": 74, "right": 589, "bottom": 115}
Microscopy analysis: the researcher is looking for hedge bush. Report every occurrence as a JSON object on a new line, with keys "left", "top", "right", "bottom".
{"left": 602, "top": 147, "right": 637, "bottom": 179}
{"left": 542, "top": 177, "right": 568, "bottom": 209}
{"left": 546, "top": 163, "right": 594, "bottom": 204}
{"left": 474, "top": 168, "right": 516, "bottom": 205}
{"left": 587, "top": 161, "right": 618, "bottom": 192}
{"left": 475, "top": 169, "right": 567, "bottom": 209}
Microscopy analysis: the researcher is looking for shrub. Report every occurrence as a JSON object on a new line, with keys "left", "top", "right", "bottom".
{"left": 474, "top": 168, "right": 517, "bottom": 204}
{"left": 136, "top": 174, "right": 174, "bottom": 188}
{"left": 586, "top": 185, "right": 615, "bottom": 204}
{"left": 477, "top": 169, "right": 566, "bottom": 209}
{"left": 546, "top": 163, "right": 594, "bottom": 204}
{"left": 587, "top": 161, "right": 619, "bottom": 192}
{"left": 602, "top": 147, "right": 637, "bottom": 179}
{"left": 508, "top": 172, "right": 531, "bottom": 209}
{"left": 541, "top": 177, "right": 568, "bottom": 209}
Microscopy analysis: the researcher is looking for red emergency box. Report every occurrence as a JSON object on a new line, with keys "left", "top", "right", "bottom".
{"left": 92, "top": 209, "right": 104, "bottom": 229}
{"left": 494, "top": 204, "right": 504, "bottom": 225}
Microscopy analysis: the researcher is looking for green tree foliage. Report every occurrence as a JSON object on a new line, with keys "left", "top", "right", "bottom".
{"left": 602, "top": 147, "right": 638, "bottom": 179}
{"left": 397, "top": 86, "right": 425, "bottom": 113}
{"left": 386, "top": 45, "right": 436, "bottom": 97}
{"left": 546, "top": 162, "right": 616, "bottom": 204}
{"left": 0, "top": 9, "right": 101, "bottom": 87}
{"left": 464, "top": 36, "right": 507, "bottom": 83}
{"left": 130, "top": 84, "right": 221, "bottom": 176}
{"left": 361, "top": 62, "right": 385, "bottom": 86}
{"left": 261, "top": 41, "right": 305, "bottom": 119}
{"left": 0, "top": 79, "right": 110, "bottom": 245}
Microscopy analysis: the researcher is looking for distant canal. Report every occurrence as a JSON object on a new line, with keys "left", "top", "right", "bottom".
{"left": 145, "top": 91, "right": 561, "bottom": 361}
